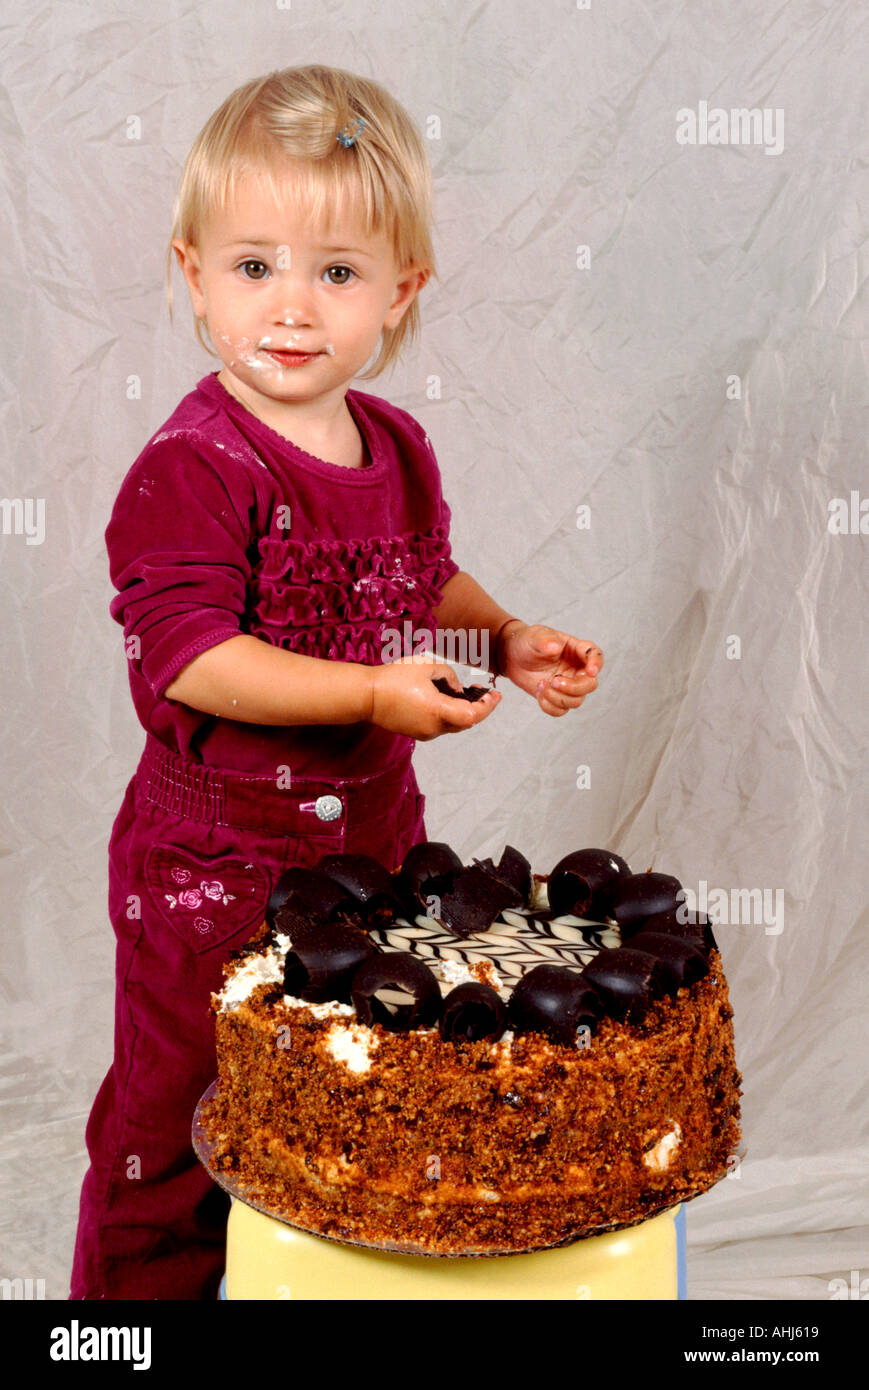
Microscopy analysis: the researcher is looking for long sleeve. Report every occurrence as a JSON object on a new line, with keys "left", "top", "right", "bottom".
{"left": 106, "top": 438, "right": 258, "bottom": 699}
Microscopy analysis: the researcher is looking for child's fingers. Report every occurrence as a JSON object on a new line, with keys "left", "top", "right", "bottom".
{"left": 437, "top": 686, "right": 502, "bottom": 733}
{"left": 535, "top": 680, "right": 588, "bottom": 717}
{"left": 558, "top": 636, "right": 604, "bottom": 677}
{"left": 583, "top": 643, "right": 604, "bottom": 675}
{"left": 546, "top": 671, "right": 598, "bottom": 698}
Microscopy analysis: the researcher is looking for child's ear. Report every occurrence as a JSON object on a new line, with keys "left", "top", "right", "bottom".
{"left": 172, "top": 238, "right": 206, "bottom": 318}
{"left": 384, "top": 265, "right": 430, "bottom": 328}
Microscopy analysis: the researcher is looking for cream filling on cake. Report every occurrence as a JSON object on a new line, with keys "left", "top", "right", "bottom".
{"left": 324, "top": 1022, "right": 379, "bottom": 1073}
{"left": 216, "top": 935, "right": 289, "bottom": 1009}
{"left": 643, "top": 1124, "right": 683, "bottom": 1171}
{"left": 283, "top": 996, "right": 356, "bottom": 1019}
{"left": 217, "top": 932, "right": 357, "bottom": 1017}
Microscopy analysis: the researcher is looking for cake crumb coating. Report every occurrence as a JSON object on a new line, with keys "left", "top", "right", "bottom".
{"left": 203, "top": 949, "right": 741, "bottom": 1255}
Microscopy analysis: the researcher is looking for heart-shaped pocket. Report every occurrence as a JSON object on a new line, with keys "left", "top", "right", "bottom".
{"left": 144, "top": 843, "right": 271, "bottom": 952}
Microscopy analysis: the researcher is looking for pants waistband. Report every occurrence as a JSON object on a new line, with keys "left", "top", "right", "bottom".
{"left": 135, "top": 734, "right": 416, "bottom": 839}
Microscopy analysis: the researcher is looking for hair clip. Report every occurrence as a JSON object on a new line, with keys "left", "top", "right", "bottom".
{"left": 336, "top": 117, "right": 365, "bottom": 148}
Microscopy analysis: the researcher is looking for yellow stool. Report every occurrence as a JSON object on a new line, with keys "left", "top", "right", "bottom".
{"left": 221, "top": 1197, "right": 686, "bottom": 1300}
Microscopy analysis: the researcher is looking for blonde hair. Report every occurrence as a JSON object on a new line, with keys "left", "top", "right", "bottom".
{"left": 166, "top": 65, "right": 437, "bottom": 380}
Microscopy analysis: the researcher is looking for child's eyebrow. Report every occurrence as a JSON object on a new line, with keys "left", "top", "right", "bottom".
{"left": 223, "top": 238, "right": 375, "bottom": 258}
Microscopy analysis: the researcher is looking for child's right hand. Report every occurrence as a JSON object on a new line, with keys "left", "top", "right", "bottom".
{"left": 368, "top": 657, "right": 501, "bottom": 740}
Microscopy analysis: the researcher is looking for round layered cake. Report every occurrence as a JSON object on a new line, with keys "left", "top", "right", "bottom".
{"left": 202, "top": 844, "right": 741, "bottom": 1256}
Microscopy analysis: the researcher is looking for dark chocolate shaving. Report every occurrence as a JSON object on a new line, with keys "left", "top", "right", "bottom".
{"left": 267, "top": 866, "right": 355, "bottom": 926}
{"left": 351, "top": 951, "right": 442, "bottom": 1032}
{"left": 507, "top": 963, "right": 601, "bottom": 1046}
{"left": 547, "top": 848, "right": 631, "bottom": 920}
{"left": 275, "top": 892, "right": 366, "bottom": 941}
{"left": 624, "top": 931, "right": 710, "bottom": 993}
{"left": 282, "top": 919, "right": 378, "bottom": 1004}
{"left": 439, "top": 981, "right": 507, "bottom": 1043}
{"left": 435, "top": 862, "right": 524, "bottom": 938}
{"left": 629, "top": 906, "right": 718, "bottom": 954}
{"left": 432, "top": 677, "right": 491, "bottom": 702}
{"left": 396, "top": 841, "right": 463, "bottom": 918}
{"left": 315, "top": 852, "right": 404, "bottom": 925}
{"left": 609, "top": 872, "right": 683, "bottom": 929}
{"left": 580, "top": 948, "right": 665, "bottom": 1022}
{"left": 494, "top": 845, "right": 532, "bottom": 903}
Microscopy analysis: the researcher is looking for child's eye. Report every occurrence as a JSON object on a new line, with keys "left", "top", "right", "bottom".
{"left": 324, "top": 265, "right": 355, "bottom": 285}
{"left": 238, "top": 259, "right": 269, "bottom": 280}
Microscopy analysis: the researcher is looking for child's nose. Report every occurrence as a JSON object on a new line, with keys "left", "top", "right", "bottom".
{"left": 273, "top": 306, "right": 314, "bottom": 329}
{"left": 269, "top": 278, "right": 316, "bottom": 327}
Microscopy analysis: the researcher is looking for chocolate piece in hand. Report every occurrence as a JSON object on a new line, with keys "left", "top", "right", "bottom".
{"left": 283, "top": 919, "right": 378, "bottom": 1004}
{"left": 439, "top": 981, "right": 507, "bottom": 1043}
{"left": 548, "top": 848, "right": 631, "bottom": 920}
{"left": 580, "top": 948, "right": 665, "bottom": 1022}
{"left": 432, "top": 676, "right": 491, "bottom": 702}
{"left": 507, "top": 963, "right": 601, "bottom": 1046}
{"left": 351, "top": 951, "right": 442, "bottom": 1032}
{"left": 436, "top": 862, "right": 524, "bottom": 937}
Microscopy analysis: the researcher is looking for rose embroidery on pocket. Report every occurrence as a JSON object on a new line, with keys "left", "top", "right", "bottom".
{"left": 164, "top": 878, "right": 238, "bottom": 918}
{"left": 202, "top": 880, "right": 229, "bottom": 901}
{"left": 146, "top": 846, "right": 270, "bottom": 952}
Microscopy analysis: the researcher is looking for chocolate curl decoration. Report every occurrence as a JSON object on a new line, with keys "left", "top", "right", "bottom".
{"left": 268, "top": 866, "right": 355, "bottom": 926}
{"left": 580, "top": 948, "right": 665, "bottom": 1023}
{"left": 397, "top": 841, "right": 463, "bottom": 917}
{"left": 316, "top": 852, "right": 404, "bottom": 925}
{"left": 283, "top": 919, "right": 378, "bottom": 1004}
{"left": 621, "top": 932, "right": 710, "bottom": 994}
{"left": 432, "top": 676, "right": 491, "bottom": 702}
{"left": 547, "top": 848, "right": 631, "bottom": 920}
{"left": 351, "top": 951, "right": 442, "bottom": 1032}
{"left": 436, "top": 862, "right": 524, "bottom": 938}
{"left": 275, "top": 892, "right": 367, "bottom": 942}
{"left": 439, "top": 981, "right": 506, "bottom": 1043}
{"left": 493, "top": 845, "right": 532, "bottom": 903}
{"left": 507, "top": 963, "right": 601, "bottom": 1046}
{"left": 629, "top": 906, "right": 718, "bottom": 954}
{"left": 609, "top": 872, "right": 683, "bottom": 929}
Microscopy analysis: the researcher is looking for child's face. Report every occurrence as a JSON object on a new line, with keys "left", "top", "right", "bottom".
{"left": 172, "top": 172, "right": 427, "bottom": 412}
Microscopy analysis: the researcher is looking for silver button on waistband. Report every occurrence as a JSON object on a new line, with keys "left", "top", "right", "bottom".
{"left": 314, "top": 794, "right": 343, "bottom": 822}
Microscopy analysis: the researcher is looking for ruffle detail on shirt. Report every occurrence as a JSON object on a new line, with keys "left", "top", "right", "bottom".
{"left": 247, "top": 522, "right": 458, "bottom": 663}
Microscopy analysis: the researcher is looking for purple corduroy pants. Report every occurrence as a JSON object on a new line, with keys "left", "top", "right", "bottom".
{"left": 69, "top": 734, "right": 425, "bottom": 1300}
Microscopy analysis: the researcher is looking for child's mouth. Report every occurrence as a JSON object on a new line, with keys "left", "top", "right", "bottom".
{"left": 266, "top": 349, "right": 321, "bottom": 367}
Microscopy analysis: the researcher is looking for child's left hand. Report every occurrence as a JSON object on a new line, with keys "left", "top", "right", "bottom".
{"left": 497, "top": 622, "right": 603, "bottom": 717}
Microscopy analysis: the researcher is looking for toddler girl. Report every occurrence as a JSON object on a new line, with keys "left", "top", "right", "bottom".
{"left": 70, "top": 63, "right": 603, "bottom": 1300}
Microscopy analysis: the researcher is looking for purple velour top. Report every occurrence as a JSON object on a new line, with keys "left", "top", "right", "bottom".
{"left": 105, "top": 371, "right": 460, "bottom": 778}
